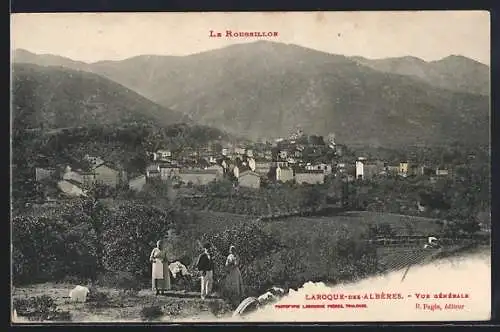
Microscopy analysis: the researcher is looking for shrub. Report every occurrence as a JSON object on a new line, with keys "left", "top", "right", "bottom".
{"left": 62, "top": 276, "right": 96, "bottom": 287}
{"left": 86, "top": 287, "right": 111, "bottom": 305}
{"left": 12, "top": 213, "right": 98, "bottom": 285}
{"left": 140, "top": 305, "right": 163, "bottom": 321}
{"left": 12, "top": 199, "right": 199, "bottom": 286}
{"left": 200, "top": 221, "right": 283, "bottom": 292}
{"left": 171, "top": 275, "right": 198, "bottom": 292}
{"left": 13, "top": 295, "right": 71, "bottom": 322}
{"left": 196, "top": 221, "right": 377, "bottom": 297}
{"left": 242, "top": 250, "right": 302, "bottom": 296}
{"left": 237, "top": 232, "right": 378, "bottom": 295}
{"left": 101, "top": 202, "right": 198, "bottom": 278}
{"left": 208, "top": 300, "right": 234, "bottom": 317}
{"left": 163, "top": 302, "right": 184, "bottom": 316}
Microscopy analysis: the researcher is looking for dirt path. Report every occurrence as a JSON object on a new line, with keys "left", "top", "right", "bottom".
{"left": 12, "top": 283, "right": 233, "bottom": 322}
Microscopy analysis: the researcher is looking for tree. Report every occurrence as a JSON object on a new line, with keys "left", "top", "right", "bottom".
{"left": 102, "top": 203, "right": 175, "bottom": 277}
{"left": 126, "top": 153, "right": 149, "bottom": 175}
{"left": 137, "top": 178, "right": 177, "bottom": 208}
{"left": 80, "top": 198, "right": 110, "bottom": 272}
{"left": 89, "top": 183, "right": 116, "bottom": 198}
{"left": 299, "top": 186, "right": 324, "bottom": 209}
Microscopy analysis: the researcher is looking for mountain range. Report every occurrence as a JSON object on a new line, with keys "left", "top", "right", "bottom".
{"left": 350, "top": 55, "right": 489, "bottom": 96}
{"left": 12, "top": 41, "right": 490, "bottom": 147}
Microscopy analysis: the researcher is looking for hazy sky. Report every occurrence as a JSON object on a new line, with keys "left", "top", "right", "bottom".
{"left": 11, "top": 11, "right": 490, "bottom": 65}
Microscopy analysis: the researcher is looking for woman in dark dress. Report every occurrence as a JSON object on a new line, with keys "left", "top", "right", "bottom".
{"left": 223, "top": 245, "right": 244, "bottom": 305}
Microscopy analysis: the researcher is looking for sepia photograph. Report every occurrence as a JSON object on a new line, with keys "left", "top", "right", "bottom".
{"left": 10, "top": 11, "right": 491, "bottom": 323}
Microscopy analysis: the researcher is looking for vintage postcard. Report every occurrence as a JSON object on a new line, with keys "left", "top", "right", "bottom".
{"left": 10, "top": 11, "right": 491, "bottom": 323}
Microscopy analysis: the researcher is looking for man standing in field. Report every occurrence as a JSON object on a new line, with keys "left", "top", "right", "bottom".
{"left": 196, "top": 243, "right": 214, "bottom": 300}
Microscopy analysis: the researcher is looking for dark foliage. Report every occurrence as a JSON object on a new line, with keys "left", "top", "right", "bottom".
{"left": 140, "top": 305, "right": 164, "bottom": 321}
{"left": 12, "top": 213, "right": 98, "bottom": 285}
{"left": 345, "top": 146, "right": 490, "bottom": 226}
{"left": 12, "top": 198, "right": 198, "bottom": 285}
{"left": 199, "top": 220, "right": 378, "bottom": 296}
{"left": 12, "top": 122, "right": 232, "bottom": 203}
{"left": 199, "top": 222, "right": 283, "bottom": 290}
{"left": 13, "top": 295, "right": 71, "bottom": 321}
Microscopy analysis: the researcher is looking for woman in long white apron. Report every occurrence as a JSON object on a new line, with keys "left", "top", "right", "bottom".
{"left": 150, "top": 240, "right": 164, "bottom": 295}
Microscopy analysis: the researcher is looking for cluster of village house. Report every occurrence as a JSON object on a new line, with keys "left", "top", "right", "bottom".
{"left": 33, "top": 133, "right": 450, "bottom": 199}
{"left": 354, "top": 157, "right": 449, "bottom": 181}
{"left": 34, "top": 155, "right": 128, "bottom": 198}
{"left": 129, "top": 131, "right": 450, "bottom": 191}
{"left": 131, "top": 148, "right": 449, "bottom": 191}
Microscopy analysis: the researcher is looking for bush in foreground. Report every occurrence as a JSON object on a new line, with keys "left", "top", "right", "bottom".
{"left": 140, "top": 305, "right": 164, "bottom": 321}
{"left": 199, "top": 220, "right": 378, "bottom": 297}
{"left": 12, "top": 199, "right": 198, "bottom": 285}
{"left": 200, "top": 221, "right": 283, "bottom": 293}
{"left": 13, "top": 295, "right": 71, "bottom": 322}
{"left": 12, "top": 214, "right": 98, "bottom": 285}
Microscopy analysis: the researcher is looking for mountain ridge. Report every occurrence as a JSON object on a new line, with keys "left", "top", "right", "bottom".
{"left": 12, "top": 43, "right": 490, "bottom": 98}
{"left": 12, "top": 43, "right": 490, "bottom": 67}
{"left": 351, "top": 54, "right": 489, "bottom": 96}
{"left": 12, "top": 43, "right": 490, "bottom": 147}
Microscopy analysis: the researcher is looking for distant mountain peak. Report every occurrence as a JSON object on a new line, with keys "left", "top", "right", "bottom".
{"left": 433, "top": 54, "right": 487, "bottom": 66}
{"left": 440, "top": 54, "right": 473, "bottom": 61}
{"left": 393, "top": 55, "right": 427, "bottom": 63}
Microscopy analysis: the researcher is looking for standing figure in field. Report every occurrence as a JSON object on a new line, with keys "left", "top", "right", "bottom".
{"left": 150, "top": 240, "right": 171, "bottom": 295}
{"left": 196, "top": 243, "right": 214, "bottom": 300}
{"left": 224, "top": 245, "right": 244, "bottom": 305}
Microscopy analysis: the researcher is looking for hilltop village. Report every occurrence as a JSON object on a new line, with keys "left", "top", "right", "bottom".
{"left": 32, "top": 128, "right": 451, "bottom": 201}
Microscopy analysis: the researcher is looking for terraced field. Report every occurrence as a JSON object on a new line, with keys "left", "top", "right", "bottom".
{"left": 375, "top": 242, "right": 489, "bottom": 276}
{"left": 191, "top": 211, "right": 254, "bottom": 235}
{"left": 261, "top": 211, "right": 444, "bottom": 243}
{"left": 178, "top": 191, "right": 305, "bottom": 216}
{"left": 376, "top": 247, "right": 442, "bottom": 273}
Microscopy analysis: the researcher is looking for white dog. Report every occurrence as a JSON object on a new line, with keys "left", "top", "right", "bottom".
{"left": 69, "top": 285, "right": 90, "bottom": 303}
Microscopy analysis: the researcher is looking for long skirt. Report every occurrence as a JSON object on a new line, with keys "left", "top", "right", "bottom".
{"left": 151, "top": 260, "right": 171, "bottom": 291}
{"left": 224, "top": 267, "right": 244, "bottom": 304}
{"left": 159, "top": 262, "right": 171, "bottom": 290}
